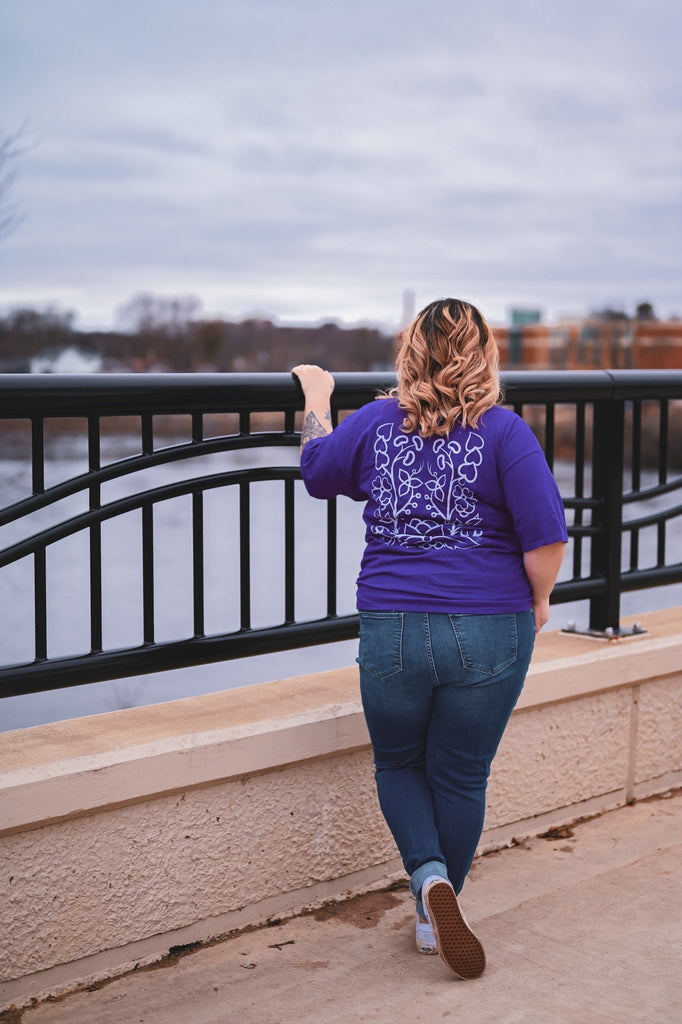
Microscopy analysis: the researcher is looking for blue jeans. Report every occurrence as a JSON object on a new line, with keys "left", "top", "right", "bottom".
{"left": 357, "top": 610, "right": 535, "bottom": 912}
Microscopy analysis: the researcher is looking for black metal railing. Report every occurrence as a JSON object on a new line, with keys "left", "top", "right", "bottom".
{"left": 1, "top": 370, "right": 681, "bottom": 698}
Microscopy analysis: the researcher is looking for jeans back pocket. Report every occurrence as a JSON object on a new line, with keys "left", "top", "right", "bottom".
{"left": 357, "top": 611, "right": 404, "bottom": 678}
{"left": 447, "top": 613, "right": 518, "bottom": 676}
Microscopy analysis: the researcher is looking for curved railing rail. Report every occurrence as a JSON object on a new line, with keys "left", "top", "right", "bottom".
{"left": 1, "top": 370, "right": 681, "bottom": 697}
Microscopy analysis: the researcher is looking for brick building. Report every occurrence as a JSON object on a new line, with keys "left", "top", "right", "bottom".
{"left": 495, "top": 317, "right": 682, "bottom": 370}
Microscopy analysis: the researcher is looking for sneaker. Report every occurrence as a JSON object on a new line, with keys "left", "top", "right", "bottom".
{"left": 415, "top": 917, "right": 438, "bottom": 954}
{"left": 422, "top": 876, "right": 486, "bottom": 980}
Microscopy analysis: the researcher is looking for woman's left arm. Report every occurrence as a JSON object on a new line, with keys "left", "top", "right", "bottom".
{"left": 291, "top": 364, "right": 335, "bottom": 450}
{"left": 523, "top": 542, "right": 567, "bottom": 632}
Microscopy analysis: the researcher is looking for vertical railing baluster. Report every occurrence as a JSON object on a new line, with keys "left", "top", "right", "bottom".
{"left": 286, "top": 401, "right": 300, "bottom": 623}
{"left": 656, "top": 517, "right": 666, "bottom": 567}
{"left": 630, "top": 518, "right": 640, "bottom": 573}
{"left": 657, "top": 400, "right": 669, "bottom": 565}
{"left": 544, "top": 402, "right": 555, "bottom": 470}
{"left": 192, "top": 490, "right": 205, "bottom": 637}
{"left": 34, "top": 545, "right": 47, "bottom": 660}
{"left": 236, "top": 410, "right": 251, "bottom": 630}
{"left": 142, "top": 502, "right": 155, "bottom": 644}
{"left": 573, "top": 402, "right": 585, "bottom": 580}
{"left": 239, "top": 481, "right": 251, "bottom": 630}
{"left": 31, "top": 417, "right": 45, "bottom": 495}
{"left": 284, "top": 478, "right": 295, "bottom": 623}
{"left": 326, "top": 498, "right": 338, "bottom": 618}
{"left": 658, "top": 399, "right": 669, "bottom": 483}
{"left": 192, "top": 412, "right": 203, "bottom": 444}
{"left": 141, "top": 413, "right": 155, "bottom": 642}
{"left": 31, "top": 415, "right": 47, "bottom": 659}
{"left": 325, "top": 406, "right": 340, "bottom": 618}
{"left": 631, "top": 400, "right": 642, "bottom": 491}
{"left": 141, "top": 413, "right": 154, "bottom": 455}
{"left": 88, "top": 416, "right": 103, "bottom": 652}
{"left": 630, "top": 400, "right": 641, "bottom": 571}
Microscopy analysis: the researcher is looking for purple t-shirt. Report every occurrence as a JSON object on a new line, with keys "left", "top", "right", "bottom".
{"left": 300, "top": 398, "right": 568, "bottom": 613}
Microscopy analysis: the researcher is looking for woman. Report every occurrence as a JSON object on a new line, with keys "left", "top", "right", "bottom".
{"left": 292, "top": 298, "right": 567, "bottom": 980}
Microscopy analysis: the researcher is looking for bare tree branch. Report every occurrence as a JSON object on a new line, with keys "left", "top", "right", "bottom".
{"left": 0, "top": 124, "right": 29, "bottom": 241}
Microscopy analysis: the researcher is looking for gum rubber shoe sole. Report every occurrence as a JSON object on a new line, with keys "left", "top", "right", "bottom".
{"left": 422, "top": 880, "right": 486, "bottom": 980}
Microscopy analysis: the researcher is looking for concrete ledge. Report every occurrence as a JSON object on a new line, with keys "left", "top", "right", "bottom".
{"left": 0, "top": 695, "right": 367, "bottom": 837}
{"left": 519, "top": 630, "right": 682, "bottom": 708}
{"left": 1, "top": 608, "right": 680, "bottom": 1009}
{"left": 3, "top": 611, "right": 680, "bottom": 838}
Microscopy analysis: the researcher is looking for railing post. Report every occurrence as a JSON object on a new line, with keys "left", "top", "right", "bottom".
{"left": 589, "top": 394, "right": 625, "bottom": 633}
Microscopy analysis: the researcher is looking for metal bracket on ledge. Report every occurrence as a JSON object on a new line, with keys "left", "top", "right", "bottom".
{"left": 561, "top": 621, "right": 648, "bottom": 640}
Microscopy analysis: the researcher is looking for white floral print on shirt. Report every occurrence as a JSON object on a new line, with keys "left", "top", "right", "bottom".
{"left": 370, "top": 424, "right": 484, "bottom": 549}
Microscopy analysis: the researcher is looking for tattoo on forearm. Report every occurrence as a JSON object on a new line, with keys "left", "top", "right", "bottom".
{"left": 300, "top": 410, "right": 332, "bottom": 448}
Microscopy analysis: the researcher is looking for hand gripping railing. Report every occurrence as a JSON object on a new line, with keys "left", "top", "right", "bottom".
{"left": 0, "top": 370, "right": 681, "bottom": 697}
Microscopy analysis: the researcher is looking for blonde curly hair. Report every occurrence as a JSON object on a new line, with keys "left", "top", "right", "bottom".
{"left": 390, "top": 298, "right": 502, "bottom": 436}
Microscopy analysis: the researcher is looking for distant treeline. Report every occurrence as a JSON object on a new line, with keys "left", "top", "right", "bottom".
{"left": 0, "top": 302, "right": 395, "bottom": 373}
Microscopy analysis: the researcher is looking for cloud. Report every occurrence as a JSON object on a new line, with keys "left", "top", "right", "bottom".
{"left": 1, "top": 0, "right": 680, "bottom": 327}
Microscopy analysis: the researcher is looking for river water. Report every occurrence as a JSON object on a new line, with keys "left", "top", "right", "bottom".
{"left": 1, "top": 436, "right": 680, "bottom": 731}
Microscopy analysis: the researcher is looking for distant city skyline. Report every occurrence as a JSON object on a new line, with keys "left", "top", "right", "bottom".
{"left": 1, "top": 0, "right": 680, "bottom": 331}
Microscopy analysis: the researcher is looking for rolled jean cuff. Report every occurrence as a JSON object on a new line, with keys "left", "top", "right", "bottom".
{"left": 410, "top": 860, "right": 449, "bottom": 917}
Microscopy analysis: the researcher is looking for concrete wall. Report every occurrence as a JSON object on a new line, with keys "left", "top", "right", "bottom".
{"left": 1, "top": 609, "right": 680, "bottom": 1010}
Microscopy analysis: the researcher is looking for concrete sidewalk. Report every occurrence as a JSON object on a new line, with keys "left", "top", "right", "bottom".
{"left": 12, "top": 790, "right": 682, "bottom": 1024}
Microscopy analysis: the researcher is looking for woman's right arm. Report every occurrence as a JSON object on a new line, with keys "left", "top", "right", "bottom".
{"left": 291, "top": 364, "right": 335, "bottom": 451}
{"left": 523, "top": 542, "right": 566, "bottom": 632}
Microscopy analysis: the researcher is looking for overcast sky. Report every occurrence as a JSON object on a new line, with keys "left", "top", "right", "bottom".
{"left": 1, "top": 0, "right": 680, "bottom": 331}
